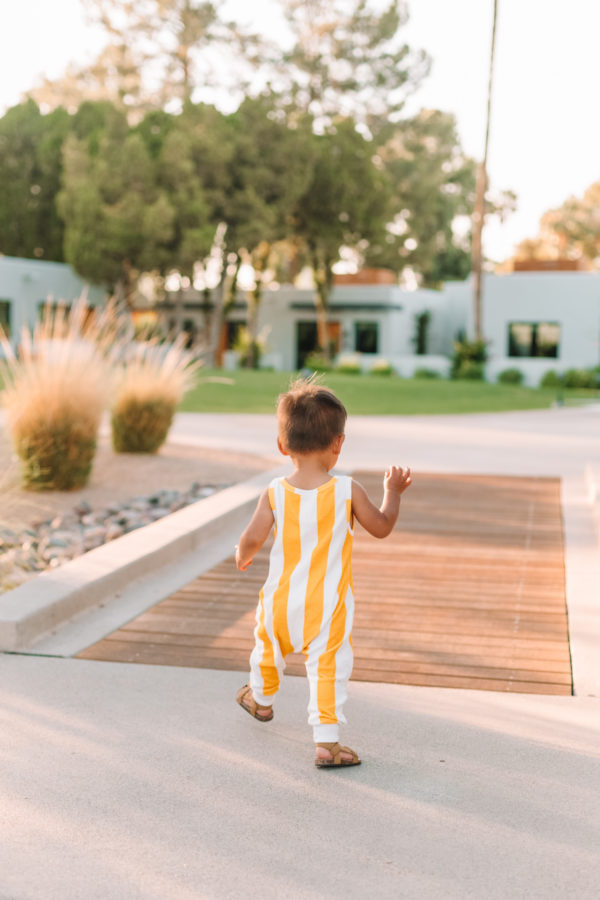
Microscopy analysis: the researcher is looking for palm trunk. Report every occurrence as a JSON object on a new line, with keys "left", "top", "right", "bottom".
{"left": 472, "top": 0, "right": 498, "bottom": 341}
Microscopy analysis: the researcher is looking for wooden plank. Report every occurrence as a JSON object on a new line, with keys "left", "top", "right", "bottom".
{"left": 77, "top": 472, "right": 572, "bottom": 696}
{"left": 94, "top": 630, "right": 571, "bottom": 670}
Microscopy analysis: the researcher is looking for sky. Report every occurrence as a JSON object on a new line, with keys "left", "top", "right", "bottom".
{"left": 1, "top": 0, "right": 599, "bottom": 262}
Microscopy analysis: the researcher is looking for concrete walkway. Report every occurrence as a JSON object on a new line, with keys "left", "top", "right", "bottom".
{"left": 1, "top": 406, "right": 599, "bottom": 899}
{"left": 160, "top": 404, "right": 600, "bottom": 476}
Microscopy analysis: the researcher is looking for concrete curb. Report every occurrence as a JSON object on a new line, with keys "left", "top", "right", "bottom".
{"left": 562, "top": 474, "right": 600, "bottom": 698}
{"left": 0, "top": 465, "right": 287, "bottom": 652}
{"left": 585, "top": 462, "right": 600, "bottom": 531}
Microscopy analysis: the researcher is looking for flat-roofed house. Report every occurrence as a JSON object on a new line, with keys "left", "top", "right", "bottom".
{"left": 0, "top": 256, "right": 107, "bottom": 344}
{"left": 477, "top": 270, "right": 600, "bottom": 385}
{"left": 209, "top": 268, "right": 600, "bottom": 385}
{"left": 3, "top": 257, "right": 598, "bottom": 387}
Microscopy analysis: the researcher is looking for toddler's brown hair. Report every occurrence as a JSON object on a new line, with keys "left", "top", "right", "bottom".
{"left": 277, "top": 378, "right": 347, "bottom": 453}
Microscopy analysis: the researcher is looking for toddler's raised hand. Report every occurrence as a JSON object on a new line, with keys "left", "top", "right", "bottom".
{"left": 384, "top": 465, "right": 412, "bottom": 495}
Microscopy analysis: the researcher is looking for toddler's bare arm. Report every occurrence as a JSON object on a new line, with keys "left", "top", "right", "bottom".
{"left": 352, "top": 466, "right": 411, "bottom": 538}
{"left": 235, "top": 489, "right": 274, "bottom": 570}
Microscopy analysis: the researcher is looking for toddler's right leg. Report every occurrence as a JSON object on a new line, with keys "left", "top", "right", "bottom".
{"left": 248, "top": 605, "right": 285, "bottom": 707}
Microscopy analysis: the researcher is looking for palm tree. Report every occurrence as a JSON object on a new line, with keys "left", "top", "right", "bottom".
{"left": 472, "top": 0, "right": 499, "bottom": 341}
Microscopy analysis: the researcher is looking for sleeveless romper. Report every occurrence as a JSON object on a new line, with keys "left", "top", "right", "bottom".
{"left": 249, "top": 474, "right": 355, "bottom": 741}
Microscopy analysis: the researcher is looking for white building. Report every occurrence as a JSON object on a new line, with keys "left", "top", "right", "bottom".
{"left": 210, "top": 270, "right": 599, "bottom": 386}
{"left": 475, "top": 271, "right": 600, "bottom": 385}
{"left": 0, "top": 256, "right": 106, "bottom": 342}
{"left": 3, "top": 256, "right": 598, "bottom": 387}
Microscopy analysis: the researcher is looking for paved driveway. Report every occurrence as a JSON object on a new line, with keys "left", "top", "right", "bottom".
{"left": 161, "top": 405, "right": 600, "bottom": 477}
{"left": 1, "top": 405, "right": 599, "bottom": 899}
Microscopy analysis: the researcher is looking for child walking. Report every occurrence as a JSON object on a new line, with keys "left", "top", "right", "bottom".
{"left": 235, "top": 378, "right": 411, "bottom": 767}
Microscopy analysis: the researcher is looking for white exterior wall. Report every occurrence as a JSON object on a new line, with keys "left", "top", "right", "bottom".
{"left": 256, "top": 288, "right": 298, "bottom": 370}
{"left": 256, "top": 284, "right": 412, "bottom": 369}
{"left": 482, "top": 273, "right": 600, "bottom": 386}
{"left": 0, "top": 257, "right": 106, "bottom": 345}
{"left": 169, "top": 271, "right": 600, "bottom": 383}
{"left": 255, "top": 283, "right": 461, "bottom": 369}
{"left": 433, "top": 281, "right": 472, "bottom": 354}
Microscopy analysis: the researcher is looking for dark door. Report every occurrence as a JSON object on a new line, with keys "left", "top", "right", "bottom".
{"left": 296, "top": 321, "right": 318, "bottom": 369}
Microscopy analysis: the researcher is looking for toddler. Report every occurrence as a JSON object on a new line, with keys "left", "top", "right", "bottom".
{"left": 235, "top": 378, "right": 411, "bottom": 767}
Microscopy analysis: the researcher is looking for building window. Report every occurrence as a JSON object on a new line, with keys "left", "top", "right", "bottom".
{"left": 0, "top": 300, "right": 10, "bottom": 337}
{"left": 295, "top": 320, "right": 342, "bottom": 368}
{"left": 354, "top": 322, "right": 379, "bottom": 354}
{"left": 37, "top": 301, "right": 73, "bottom": 325}
{"left": 182, "top": 318, "right": 197, "bottom": 348}
{"left": 226, "top": 320, "right": 247, "bottom": 349}
{"left": 508, "top": 322, "right": 560, "bottom": 358}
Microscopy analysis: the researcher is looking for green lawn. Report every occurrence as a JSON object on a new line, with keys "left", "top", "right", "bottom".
{"left": 0, "top": 366, "right": 594, "bottom": 416}
{"left": 179, "top": 370, "right": 594, "bottom": 415}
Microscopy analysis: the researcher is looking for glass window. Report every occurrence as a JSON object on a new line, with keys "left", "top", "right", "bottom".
{"left": 37, "top": 301, "right": 72, "bottom": 323}
{"left": 536, "top": 322, "right": 560, "bottom": 357}
{"left": 354, "top": 322, "right": 379, "bottom": 354}
{"left": 226, "top": 320, "right": 247, "bottom": 349}
{"left": 182, "top": 318, "right": 197, "bottom": 348}
{"left": 0, "top": 300, "right": 10, "bottom": 337}
{"left": 508, "top": 322, "right": 559, "bottom": 358}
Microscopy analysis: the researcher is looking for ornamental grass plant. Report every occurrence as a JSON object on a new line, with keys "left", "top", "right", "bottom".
{"left": 111, "top": 335, "right": 201, "bottom": 453}
{"left": 0, "top": 299, "right": 121, "bottom": 491}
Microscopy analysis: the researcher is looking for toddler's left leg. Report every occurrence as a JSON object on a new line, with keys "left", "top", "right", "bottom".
{"left": 305, "top": 586, "right": 354, "bottom": 743}
{"left": 305, "top": 635, "right": 353, "bottom": 742}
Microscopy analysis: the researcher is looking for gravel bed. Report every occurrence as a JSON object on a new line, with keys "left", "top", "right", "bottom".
{"left": 0, "top": 481, "right": 230, "bottom": 593}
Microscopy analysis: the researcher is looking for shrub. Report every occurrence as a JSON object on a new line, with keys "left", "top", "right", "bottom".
{"left": 233, "top": 325, "right": 270, "bottom": 369}
{"left": 539, "top": 370, "right": 563, "bottom": 388}
{"left": 335, "top": 363, "right": 362, "bottom": 375}
{"left": 562, "top": 368, "right": 596, "bottom": 389}
{"left": 413, "top": 367, "right": 441, "bottom": 380}
{"left": 455, "top": 360, "right": 485, "bottom": 380}
{"left": 111, "top": 336, "right": 200, "bottom": 453}
{"left": 0, "top": 300, "right": 115, "bottom": 490}
{"left": 497, "top": 368, "right": 524, "bottom": 385}
{"left": 112, "top": 396, "right": 177, "bottom": 453}
{"left": 451, "top": 338, "right": 487, "bottom": 379}
{"left": 335, "top": 353, "right": 362, "bottom": 375}
{"left": 134, "top": 315, "right": 165, "bottom": 342}
{"left": 370, "top": 359, "right": 393, "bottom": 376}
{"left": 304, "top": 352, "right": 333, "bottom": 373}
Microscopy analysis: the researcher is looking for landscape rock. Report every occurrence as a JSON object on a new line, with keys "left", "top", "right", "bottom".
{"left": 0, "top": 479, "right": 230, "bottom": 593}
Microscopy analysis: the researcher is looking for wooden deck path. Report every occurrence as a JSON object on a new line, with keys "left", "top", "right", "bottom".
{"left": 77, "top": 472, "right": 572, "bottom": 695}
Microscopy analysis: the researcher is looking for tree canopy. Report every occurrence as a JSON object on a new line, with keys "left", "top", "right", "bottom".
{"left": 0, "top": 94, "right": 508, "bottom": 300}
{"left": 368, "top": 110, "right": 476, "bottom": 285}
{"left": 57, "top": 103, "right": 176, "bottom": 298}
{"left": 514, "top": 181, "right": 600, "bottom": 268}
{"left": 271, "top": 0, "right": 430, "bottom": 131}
{"left": 0, "top": 0, "right": 519, "bottom": 348}
{"left": 0, "top": 101, "right": 69, "bottom": 261}
{"left": 293, "top": 117, "right": 390, "bottom": 350}
{"left": 28, "top": 0, "right": 265, "bottom": 115}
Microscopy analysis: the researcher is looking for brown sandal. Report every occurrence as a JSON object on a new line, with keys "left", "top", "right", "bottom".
{"left": 236, "top": 685, "right": 273, "bottom": 722}
{"left": 314, "top": 742, "right": 361, "bottom": 767}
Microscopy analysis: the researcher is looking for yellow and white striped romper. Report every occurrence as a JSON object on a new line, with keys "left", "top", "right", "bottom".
{"left": 249, "top": 474, "right": 355, "bottom": 742}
